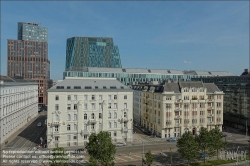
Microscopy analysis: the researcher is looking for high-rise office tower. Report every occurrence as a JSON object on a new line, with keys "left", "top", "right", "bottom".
{"left": 7, "top": 22, "right": 50, "bottom": 107}
{"left": 65, "top": 37, "right": 122, "bottom": 70}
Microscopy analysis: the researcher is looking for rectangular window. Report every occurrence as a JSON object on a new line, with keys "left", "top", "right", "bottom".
{"left": 99, "top": 103, "right": 102, "bottom": 109}
{"left": 74, "top": 124, "right": 77, "bottom": 130}
{"left": 55, "top": 126, "right": 59, "bottom": 131}
{"left": 108, "top": 103, "right": 111, "bottom": 108}
{"left": 114, "top": 122, "right": 117, "bottom": 128}
{"left": 67, "top": 142, "right": 70, "bottom": 147}
{"left": 74, "top": 114, "right": 77, "bottom": 121}
{"left": 84, "top": 104, "right": 87, "bottom": 110}
{"left": 114, "top": 103, "right": 117, "bottom": 109}
{"left": 55, "top": 96, "right": 59, "bottom": 100}
{"left": 99, "top": 95, "right": 102, "bottom": 100}
{"left": 55, "top": 136, "right": 59, "bottom": 141}
{"left": 74, "top": 104, "right": 77, "bottom": 110}
{"left": 124, "top": 103, "right": 127, "bottom": 108}
{"left": 92, "top": 103, "right": 95, "bottom": 109}
{"left": 99, "top": 113, "right": 102, "bottom": 119}
{"left": 108, "top": 95, "right": 111, "bottom": 100}
{"left": 99, "top": 123, "right": 102, "bottom": 129}
{"left": 55, "top": 104, "right": 59, "bottom": 111}
{"left": 73, "top": 136, "right": 77, "bottom": 140}
{"left": 84, "top": 95, "right": 88, "bottom": 100}
{"left": 74, "top": 95, "right": 77, "bottom": 100}
{"left": 114, "top": 95, "right": 117, "bottom": 99}
{"left": 92, "top": 95, "right": 95, "bottom": 100}
{"left": 124, "top": 95, "right": 127, "bottom": 99}
{"left": 67, "top": 135, "right": 71, "bottom": 141}
{"left": 84, "top": 135, "right": 88, "bottom": 139}
{"left": 114, "top": 132, "right": 117, "bottom": 137}
{"left": 67, "top": 104, "right": 71, "bottom": 110}
{"left": 91, "top": 124, "right": 95, "bottom": 129}
{"left": 68, "top": 95, "right": 71, "bottom": 100}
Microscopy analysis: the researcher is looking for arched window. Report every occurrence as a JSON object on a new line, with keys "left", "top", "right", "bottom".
{"left": 84, "top": 114, "right": 87, "bottom": 120}
{"left": 67, "top": 124, "right": 71, "bottom": 131}
{"left": 124, "top": 112, "right": 127, "bottom": 118}
{"left": 91, "top": 113, "right": 94, "bottom": 119}
{"left": 67, "top": 114, "right": 71, "bottom": 121}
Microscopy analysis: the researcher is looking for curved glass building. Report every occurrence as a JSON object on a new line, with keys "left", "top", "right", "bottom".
{"left": 65, "top": 37, "right": 122, "bottom": 70}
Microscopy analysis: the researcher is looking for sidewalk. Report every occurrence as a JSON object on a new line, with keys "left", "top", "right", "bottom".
{"left": 0, "top": 113, "right": 39, "bottom": 150}
{"left": 219, "top": 160, "right": 250, "bottom": 166}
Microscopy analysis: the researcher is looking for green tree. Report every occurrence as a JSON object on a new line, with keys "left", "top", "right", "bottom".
{"left": 86, "top": 131, "right": 116, "bottom": 166}
{"left": 195, "top": 127, "right": 212, "bottom": 163}
{"left": 49, "top": 147, "right": 69, "bottom": 166}
{"left": 209, "top": 127, "right": 227, "bottom": 159}
{"left": 143, "top": 150, "right": 155, "bottom": 166}
{"left": 177, "top": 131, "right": 199, "bottom": 165}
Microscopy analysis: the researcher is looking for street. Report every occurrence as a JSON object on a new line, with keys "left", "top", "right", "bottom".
{"left": 2, "top": 118, "right": 250, "bottom": 166}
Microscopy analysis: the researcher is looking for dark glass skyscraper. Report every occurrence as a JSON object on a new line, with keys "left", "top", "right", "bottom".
{"left": 65, "top": 37, "right": 122, "bottom": 70}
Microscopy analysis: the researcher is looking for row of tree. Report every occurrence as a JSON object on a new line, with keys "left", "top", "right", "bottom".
{"left": 177, "top": 126, "right": 226, "bottom": 165}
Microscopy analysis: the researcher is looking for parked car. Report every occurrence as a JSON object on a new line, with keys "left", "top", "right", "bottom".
{"left": 37, "top": 122, "right": 42, "bottom": 127}
{"left": 116, "top": 142, "right": 126, "bottom": 147}
{"left": 73, "top": 148, "right": 85, "bottom": 154}
{"left": 167, "top": 137, "right": 177, "bottom": 142}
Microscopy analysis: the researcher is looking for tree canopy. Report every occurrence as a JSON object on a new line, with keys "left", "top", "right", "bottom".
{"left": 177, "top": 131, "right": 199, "bottom": 165}
{"left": 143, "top": 150, "right": 155, "bottom": 166}
{"left": 49, "top": 147, "right": 69, "bottom": 166}
{"left": 86, "top": 131, "right": 116, "bottom": 166}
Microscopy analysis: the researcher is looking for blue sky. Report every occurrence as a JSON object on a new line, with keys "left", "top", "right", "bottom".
{"left": 1, "top": 1, "right": 249, "bottom": 80}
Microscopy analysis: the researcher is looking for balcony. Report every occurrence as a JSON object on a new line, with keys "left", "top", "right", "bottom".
{"left": 174, "top": 115, "right": 181, "bottom": 119}
{"left": 207, "top": 99, "right": 214, "bottom": 102}
{"left": 175, "top": 99, "right": 182, "bottom": 103}
{"left": 207, "top": 106, "right": 214, "bottom": 110}
{"left": 123, "top": 118, "right": 129, "bottom": 122}
{"left": 174, "top": 123, "right": 180, "bottom": 127}
{"left": 90, "top": 129, "right": 96, "bottom": 134}
{"left": 50, "top": 121, "right": 61, "bottom": 126}
{"left": 207, "top": 114, "right": 213, "bottom": 117}
{"left": 175, "top": 107, "right": 181, "bottom": 111}
{"left": 122, "top": 128, "right": 128, "bottom": 132}
{"left": 81, "top": 130, "right": 89, "bottom": 135}
{"left": 89, "top": 119, "right": 97, "bottom": 124}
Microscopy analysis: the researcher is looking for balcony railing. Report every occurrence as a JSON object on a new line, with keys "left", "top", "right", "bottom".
{"left": 207, "top": 106, "right": 214, "bottom": 110}
{"left": 175, "top": 107, "right": 181, "bottom": 111}
{"left": 89, "top": 119, "right": 97, "bottom": 124}
{"left": 122, "top": 128, "right": 128, "bottom": 132}
{"left": 207, "top": 99, "right": 214, "bottom": 102}
{"left": 174, "top": 115, "right": 181, "bottom": 119}
{"left": 175, "top": 99, "right": 182, "bottom": 103}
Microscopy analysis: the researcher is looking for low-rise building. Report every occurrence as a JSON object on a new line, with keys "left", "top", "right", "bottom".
{"left": 46, "top": 77, "right": 133, "bottom": 148}
{"left": 0, "top": 76, "right": 38, "bottom": 146}
{"left": 132, "top": 81, "right": 224, "bottom": 138}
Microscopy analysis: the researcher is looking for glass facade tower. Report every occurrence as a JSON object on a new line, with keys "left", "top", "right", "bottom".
{"left": 18, "top": 22, "right": 48, "bottom": 42}
{"left": 65, "top": 37, "right": 122, "bottom": 70}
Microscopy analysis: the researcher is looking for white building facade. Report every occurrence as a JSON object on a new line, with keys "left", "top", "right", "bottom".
{"left": 133, "top": 81, "right": 224, "bottom": 138}
{"left": 47, "top": 77, "right": 133, "bottom": 148}
{"left": 0, "top": 77, "right": 38, "bottom": 145}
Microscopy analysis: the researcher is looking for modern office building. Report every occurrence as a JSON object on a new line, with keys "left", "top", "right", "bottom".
{"left": 132, "top": 81, "right": 224, "bottom": 138}
{"left": 46, "top": 77, "right": 133, "bottom": 148}
{"left": 65, "top": 37, "right": 122, "bottom": 70}
{"left": 18, "top": 22, "right": 48, "bottom": 42}
{"left": 0, "top": 76, "right": 38, "bottom": 146}
{"left": 7, "top": 22, "right": 50, "bottom": 107}
{"left": 192, "top": 72, "right": 250, "bottom": 131}
{"left": 63, "top": 67, "right": 234, "bottom": 87}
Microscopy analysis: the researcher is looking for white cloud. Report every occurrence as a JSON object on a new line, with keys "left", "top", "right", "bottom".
{"left": 183, "top": 61, "right": 192, "bottom": 64}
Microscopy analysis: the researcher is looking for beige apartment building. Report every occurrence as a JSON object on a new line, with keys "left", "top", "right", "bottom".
{"left": 46, "top": 77, "right": 133, "bottom": 148}
{"left": 132, "top": 81, "right": 224, "bottom": 138}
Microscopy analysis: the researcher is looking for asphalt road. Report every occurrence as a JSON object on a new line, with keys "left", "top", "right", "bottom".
{"left": 2, "top": 111, "right": 47, "bottom": 166}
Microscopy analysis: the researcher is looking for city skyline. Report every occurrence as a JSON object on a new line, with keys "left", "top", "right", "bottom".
{"left": 1, "top": 1, "right": 249, "bottom": 79}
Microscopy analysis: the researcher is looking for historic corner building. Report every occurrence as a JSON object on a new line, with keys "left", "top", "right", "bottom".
{"left": 192, "top": 70, "right": 250, "bottom": 132}
{"left": 46, "top": 77, "right": 133, "bottom": 148}
{"left": 7, "top": 22, "right": 50, "bottom": 107}
{"left": 132, "top": 81, "right": 224, "bottom": 138}
{"left": 65, "top": 37, "right": 122, "bottom": 70}
{"left": 0, "top": 76, "right": 38, "bottom": 146}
